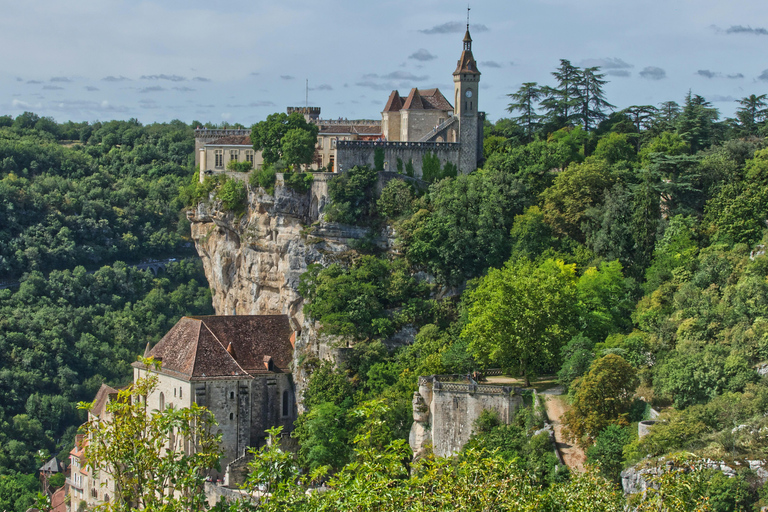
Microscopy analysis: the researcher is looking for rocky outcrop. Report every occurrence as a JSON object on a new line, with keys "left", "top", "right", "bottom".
{"left": 188, "top": 173, "right": 392, "bottom": 408}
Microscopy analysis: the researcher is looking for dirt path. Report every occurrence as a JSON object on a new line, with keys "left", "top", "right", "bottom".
{"left": 542, "top": 391, "right": 586, "bottom": 473}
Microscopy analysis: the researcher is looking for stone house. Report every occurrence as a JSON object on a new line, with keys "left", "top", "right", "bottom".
{"left": 132, "top": 315, "right": 297, "bottom": 478}
{"left": 67, "top": 383, "right": 118, "bottom": 508}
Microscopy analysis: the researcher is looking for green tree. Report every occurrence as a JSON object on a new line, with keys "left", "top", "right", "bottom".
{"left": 80, "top": 361, "right": 222, "bottom": 511}
{"left": 562, "top": 354, "right": 638, "bottom": 447}
{"left": 250, "top": 112, "right": 319, "bottom": 165}
{"left": 734, "top": 94, "right": 767, "bottom": 136}
{"left": 541, "top": 59, "right": 582, "bottom": 130}
{"left": 577, "top": 67, "right": 614, "bottom": 132}
{"left": 282, "top": 128, "right": 317, "bottom": 170}
{"left": 507, "top": 82, "right": 543, "bottom": 140}
{"left": 462, "top": 258, "right": 578, "bottom": 385}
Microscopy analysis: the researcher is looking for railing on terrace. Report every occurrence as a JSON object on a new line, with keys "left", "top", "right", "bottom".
{"left": 194, "top": 128, "right": 250, "bottom": 138}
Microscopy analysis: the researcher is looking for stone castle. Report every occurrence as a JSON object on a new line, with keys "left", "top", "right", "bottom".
{"left": 195, "top": 26, "right": 483, "bottom": 179}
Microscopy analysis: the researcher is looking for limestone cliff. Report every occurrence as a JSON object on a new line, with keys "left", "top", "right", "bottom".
{"left": 187, "top": 173, "right": 388, "bottom": 408}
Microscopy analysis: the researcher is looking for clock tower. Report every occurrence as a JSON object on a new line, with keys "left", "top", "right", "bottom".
{"left": 453, "top": 26, "right": 481, "bottom": 172}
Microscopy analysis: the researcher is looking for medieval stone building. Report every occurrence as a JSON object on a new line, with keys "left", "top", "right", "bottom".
{"left": 133, "top": 315, "right": 297, "bottom": 477}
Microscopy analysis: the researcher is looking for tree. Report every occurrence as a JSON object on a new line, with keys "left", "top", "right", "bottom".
{"left": 250, "top": 112, "right": 319, "bottom": 166}
{"left": 461, "top": 258, "right": 578, "bottom": 386}
{"left": 576, "top": 67, "right": 614, "bottom": 132}
{"left": 563, "top": 354, "right": 638, "bottom": 447}
{"left": 80, "top": 361, "right": 222, "bottom": 511}
{"left": 622, "top": 105, "right": 659, "bottom": 133}
{"left": 735, "top": 94, "right": 768, "bottom": 136}
{"left": 677, "top": 92, "right": 720, "bottom": 153}
{"left": 507, "top": 82, "right": 543, "bottom": 140}
{"left": 282, "top": 128, "right": 318, "bottom": 169}
{"left": 540, "top": 60, "right": 582, "bottom": 130}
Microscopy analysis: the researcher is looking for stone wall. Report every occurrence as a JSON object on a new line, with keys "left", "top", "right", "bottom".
{"left": 410, "top": 375, "right": 524, "bottom": 458}
{"left": 336, "top": 141, "right": 461, "bottom": 177}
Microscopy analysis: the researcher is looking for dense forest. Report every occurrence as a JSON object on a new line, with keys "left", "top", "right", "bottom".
{"left": 5, "top": 56, "right": 768, "bottom": 510}
{"left": 0, "top": 117, "right": 214, "bottom": 510}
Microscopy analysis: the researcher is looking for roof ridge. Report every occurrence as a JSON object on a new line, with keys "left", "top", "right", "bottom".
{"left": 200, "top": 320, "right": 250, "bottom": 376}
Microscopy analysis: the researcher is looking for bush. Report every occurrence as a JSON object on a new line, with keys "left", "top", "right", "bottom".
{"left": 325, "top": 165, "right": 379, "bottom": 225}
{"left": 587, "top": 424, "right": 632, "bottom": 482}
{"left": 377, "top": 179, "right": 414, "bottom": 219}
{"left": 250, "top": 165, "right": 277, "bottom": 194}
{"left": 227, "top": 160, "right": 253, "bottom": 172}
{"left": 216, "top": 178, "right": 248, "bottom": 215}
{"left": 283, "top": 170, "right": 313, "bottom": 193}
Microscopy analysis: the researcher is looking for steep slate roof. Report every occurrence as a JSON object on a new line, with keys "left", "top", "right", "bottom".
{"left": 383, "top": 90, "right": 404, "bottom": 112}
{"left": 91, "top": 383, "right": 118, "bottom": 419}
{"left": 39, "top": 456, "right": 64, "bottom": 474}
{"left": 454, "top": 29, "right": 481, "bottom": 75}
{"left": 136, "top": 316, "right": 294, "bottom": 381}
{"left": 211, "top": 135, "right": 252, "bottom": 145}
{"left": 402, "top": 88, "right": 424, "bottom": 110}
{"left": 396, "top": 88, "right": 452, "bottom": 111}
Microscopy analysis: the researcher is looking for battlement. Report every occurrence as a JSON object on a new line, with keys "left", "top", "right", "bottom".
{"left": 194, "top": 128, "right": 250, "bottom": 139}
{"left": 337, "top": 140, "right": 459, "bottom": 151}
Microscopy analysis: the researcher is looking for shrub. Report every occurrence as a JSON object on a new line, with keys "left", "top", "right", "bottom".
{"left": 325, "top": 165, "right": 379, "bottom": 225}
{"left": 283, "top": 170, "right": 313, "bottom": 193}
{"left": 249, "top": 165, "right": 277, "bottom": 194}
{"left": 226, "top": 160, "right": 253, "bottom": 172}
{"left": 377, "top": 179, "right": 414, "bottom": 219}
{"left": 216, "top": 178, "right": 248, "bottom": 215}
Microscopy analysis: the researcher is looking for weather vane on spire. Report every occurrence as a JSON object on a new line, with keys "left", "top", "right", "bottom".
{"left": 467, "top": 4, "right": 470, "bottom": 30}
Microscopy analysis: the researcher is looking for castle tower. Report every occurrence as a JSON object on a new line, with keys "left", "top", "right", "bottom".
{"left": 453, "top": 26, "right": 481, "bottom": 172}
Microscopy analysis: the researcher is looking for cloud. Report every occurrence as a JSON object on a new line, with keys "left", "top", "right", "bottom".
{"left": 579, "top": 57, "right": 633, "bottom": 70}
{"left": 172, "top": 86, "right": 195, "bottom": 92}
{"left": 726, "top": 25, "right": 768, "bottom": 35}
{"left": 16, "top": 77, "right": 22, "bottom": 82}
{"left": 84, "top": 86, "right": 99, "bottom": 91}
{"left": 355, "top": 80, "right": 393, "bottom": 91}
{"left": 280, "top": 75, "right": 295, "bottom": 80}
{"left": 606, "top": 70, "right": 631, "bottom": 77}
{"left": 371, "top": 71, "right": 429, "bottom": 81}
{"left": 639, "top": 66, "right": 666, "bottom": 80}
{"left": 139, "top": 86, "right": 166, "bottom": 93}
{"left": 11, "top": 99, "right": 43, "bottom": 109}
{"left": 26, "top": 80, "right": 42, "bottom": 84}
{"left": 250, "top": 72, "right": 260, "bottom": 77}
{"left": 728, "top": 73, "right": 745, "bottom": 79}
{"left": 42, "top": 85, "right": 64, "bottom": 90}
{"left": 481, "top": 61, "right": 501, "bottom": 68}
{"left": 50, "top": 76, "right": 71, "bottom": 83}
{"left": 710, "top": 95, "right": 736, "bottom": 102}
{"left": 225, "top": 101, "right": 276, "bottom": 108}
{"left": 138, "top": 99, "right": 160, "bottom": 109}
{"left": 192, "top": 77, "right": 211, "bottom": 82}
{"left": 102, "top": 75, "right": 130, "bottom": 82}
{"left": 45, "top": 99, "right": 128, "bottom": 113}
{"left": 141, "top": 74, "right": 186, "bottom": 82}
{"left": 697, "top": 69, "right": 718, "bottom": 78}
{"left": 409, "top": 49, "right": 437, "bottom": 61}
{"left": 310, "top": 84, "right": 333, "bottom": 91}
{"left": 419, "top": 21, "right": 489, "bottom": 34}
{"left": 759, "top": 70, "right": 768, "bottom": 81}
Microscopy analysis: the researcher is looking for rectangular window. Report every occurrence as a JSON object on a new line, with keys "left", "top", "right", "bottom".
{"left": 331, "top": 138, "right": 337, "bottom": 149}
{"left": 230, "top": 149, "right": 238, "bottom": 162}
{"left": 214, "top": 150, "right": 223, "bottom": 168}
{"left": 245, "top": 150, "right": 254, "bottom": 164}
{"left": 317, "top": 137, "right": 323, "bottom": 149}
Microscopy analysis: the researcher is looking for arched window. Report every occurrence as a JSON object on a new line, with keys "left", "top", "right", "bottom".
{"left": 159, "top": 392, "right": 165, "bottom": 410}
{"left": 282, "top": 390, "right": 290, "bottom": 417}
{"left": 230, "top": 391, "right": 234, "bottom": 400}
{"left": 229, "top": 412, "right": 234, "bottom": 421}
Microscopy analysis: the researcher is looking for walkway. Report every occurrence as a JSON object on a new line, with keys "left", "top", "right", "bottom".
{"left": 541, "top": 389, "right": 586, "bottom": 472}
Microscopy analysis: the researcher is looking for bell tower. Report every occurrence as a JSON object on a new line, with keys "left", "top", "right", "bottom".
{"left": 453, "top": 23, "right": 481, "bottom": 173}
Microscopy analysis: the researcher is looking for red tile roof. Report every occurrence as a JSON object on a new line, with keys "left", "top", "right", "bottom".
{"left": 135, "top": 316, "right": 294, "bottom": 380}
{"left": 396, "top": 88, "right": 453, "bottom": 111}
{"left": 402, "top": 88, "right": 424, "bottom": 110}
{"left": 211, "top": 135, "right": 252, "bottom": 145}
{"left": 51, "top": 487, "right": 67, "bottom": 512}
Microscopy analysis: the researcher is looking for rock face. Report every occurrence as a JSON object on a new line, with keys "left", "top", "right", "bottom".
{"left": 188, "top": 173, "right": 389, "bottom": 408}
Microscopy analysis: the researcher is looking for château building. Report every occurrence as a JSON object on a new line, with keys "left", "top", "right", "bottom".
{"left": 195, "top": 26, "right": 483, "bottom": 178}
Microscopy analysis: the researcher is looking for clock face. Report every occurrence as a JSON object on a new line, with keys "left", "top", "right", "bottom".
{"left": 465, "top": 89, "right": 473, "bottom": 98}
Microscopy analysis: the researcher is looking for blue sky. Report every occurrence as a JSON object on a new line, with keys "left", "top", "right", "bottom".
{"left": 2, "top": 0, "right": 767, "bottom": 125}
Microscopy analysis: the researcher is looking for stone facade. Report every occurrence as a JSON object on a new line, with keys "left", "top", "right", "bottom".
{"left": 133, "top": 315, "right": 298, "bottom": 478}
{"left": 410, "top": 375, "right": 524, "bottom": 459}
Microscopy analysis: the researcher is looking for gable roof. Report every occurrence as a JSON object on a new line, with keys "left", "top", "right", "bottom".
{"left": 402, "top": 88, "right": 424, "bottom": 110}
{"left": 135, "top": 316, "right": 294, "bottom": 381}
{"left": 396, "top": 88, "right": 452, "bottom": 111}
{"left": 419, "top": 89, "right": 453, "bottom": 111}
{"left": 39, "top": 456, "right": 64, "bottom": 474}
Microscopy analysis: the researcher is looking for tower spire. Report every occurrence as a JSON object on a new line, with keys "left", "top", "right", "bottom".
{"left": 467, "top": 4, "right": 470, "bottom": 31}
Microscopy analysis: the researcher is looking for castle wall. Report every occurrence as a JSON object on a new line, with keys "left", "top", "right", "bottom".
{"left": 403, "top": 110, "right": 451, "bottom": 142}
{"left": 336, "top": 141, "right": 461, "bottom": 177}
{"left": 410, "top": 376, "right": 524, "bottom": 458}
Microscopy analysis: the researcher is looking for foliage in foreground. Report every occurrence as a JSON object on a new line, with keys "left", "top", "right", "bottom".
{"left": 80, "top": 362, "right": 222, "bottom": 512}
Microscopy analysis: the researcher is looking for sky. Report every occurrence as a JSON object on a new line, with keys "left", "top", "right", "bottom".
{"left": 2, "top": 0, "right": 768, "bottom": 126}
